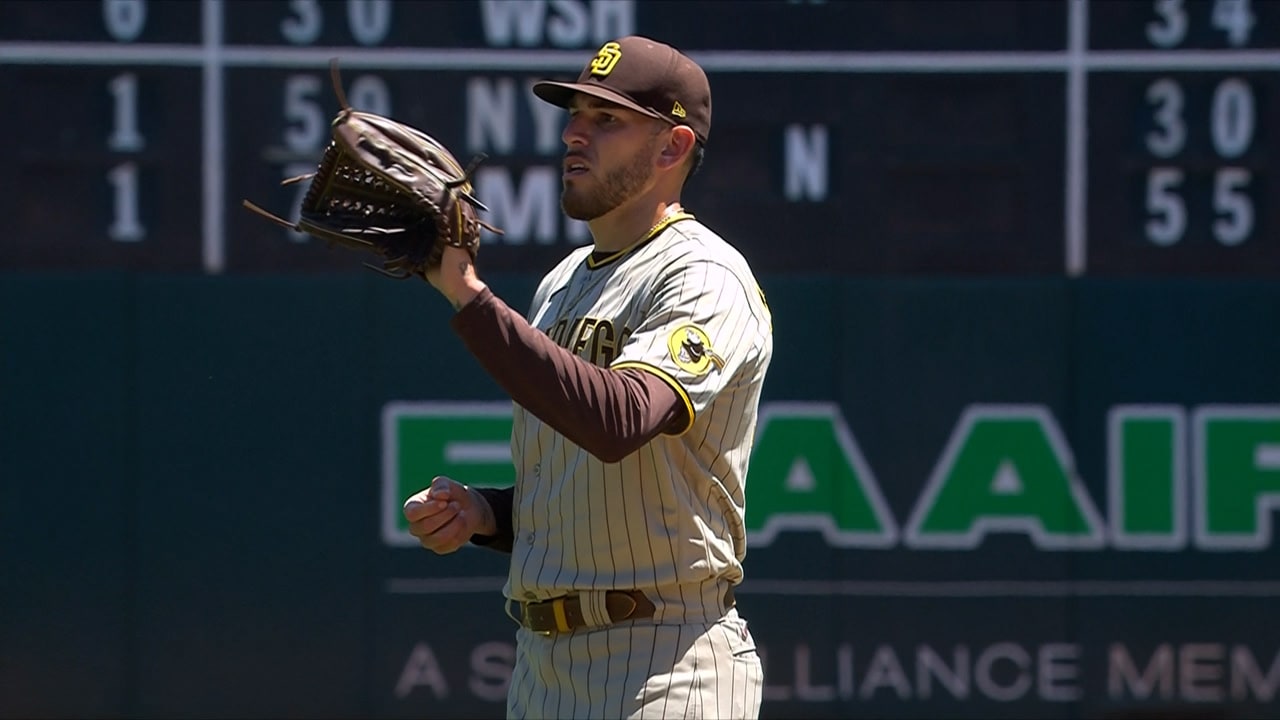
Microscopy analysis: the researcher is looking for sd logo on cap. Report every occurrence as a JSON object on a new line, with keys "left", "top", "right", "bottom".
{"left": 531, "top": 35, "right": 712, "bottom": 144}
{"left": 590, "top": 42, "right": 623, "bottom": 77}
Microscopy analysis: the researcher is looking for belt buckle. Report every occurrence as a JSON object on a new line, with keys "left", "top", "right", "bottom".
{"left": 522, "top": 602, "right": 552, "bottom": 636}
{"left": 525, "top": 596, "right": 572, "bottom": 635}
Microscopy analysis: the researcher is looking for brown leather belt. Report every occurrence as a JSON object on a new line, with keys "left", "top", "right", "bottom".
{"left": 519, "top": 587, "right": 736, "bottom": 635}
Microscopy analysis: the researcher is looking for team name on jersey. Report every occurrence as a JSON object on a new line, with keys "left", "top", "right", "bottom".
{"left": 546, "top": 315, "right": 634, "bottom": 367}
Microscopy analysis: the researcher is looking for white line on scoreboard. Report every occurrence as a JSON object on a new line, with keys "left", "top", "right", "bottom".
{"left": 1064, "top": 0, "right": 1088, "bottom": 277}
{"left": 202, "top": 0, "right": 225, "bottom": 274}
{"left": 385, "top": 578, "right": 1280, "bottom": 597}
{"left": 2, "top": 43, "right": 1279, "bottom": 73}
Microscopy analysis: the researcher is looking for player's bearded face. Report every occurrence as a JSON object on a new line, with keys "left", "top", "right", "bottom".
{"left": 561, "top": 134, "right": 658, "bottom": 221}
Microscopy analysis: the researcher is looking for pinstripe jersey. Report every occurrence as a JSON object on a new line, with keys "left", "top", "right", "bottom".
{"left": 505, "top": 213, "right": 773, "bottom": 621}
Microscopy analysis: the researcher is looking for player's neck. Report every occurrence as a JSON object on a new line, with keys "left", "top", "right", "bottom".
{"left": 589, "top": 198, "right": 684, "bottom": 254}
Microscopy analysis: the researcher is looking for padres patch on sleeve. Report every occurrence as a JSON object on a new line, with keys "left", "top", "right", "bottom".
{"left": 667, "top": 324, "right": 725, "bottom": 375}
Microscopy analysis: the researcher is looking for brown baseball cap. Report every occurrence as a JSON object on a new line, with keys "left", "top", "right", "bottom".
{"left": 533, "top": 36, "right": 712, "bottom": 143}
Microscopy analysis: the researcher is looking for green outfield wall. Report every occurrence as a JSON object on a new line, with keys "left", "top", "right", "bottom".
{"left": 4, "top": 272, "right": 1278, "bottom": 719}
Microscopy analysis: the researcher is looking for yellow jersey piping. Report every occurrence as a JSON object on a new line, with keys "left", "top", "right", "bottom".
{"left": 611, "top": 360, "right": 695, "bottom": 436}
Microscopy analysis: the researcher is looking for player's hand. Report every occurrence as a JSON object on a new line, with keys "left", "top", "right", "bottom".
{"left": 403, "top": 476, "right": 489, "bottom": 554}
{"left": 425, "top": 245, "right": 486, "bottom": 310}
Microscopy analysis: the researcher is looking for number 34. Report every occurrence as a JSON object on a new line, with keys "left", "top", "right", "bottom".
{"left": 1147, "top": 0, "right": 1256, "bottom": 48}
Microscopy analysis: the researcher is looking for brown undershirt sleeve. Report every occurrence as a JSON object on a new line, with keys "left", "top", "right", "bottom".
{"left": 449, "top": 287, "right": 688, "bottom": 463}
{"left": 470, "top": 486, "right": 514, "bottom": 553}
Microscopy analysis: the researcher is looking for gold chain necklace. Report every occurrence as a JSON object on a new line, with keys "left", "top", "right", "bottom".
{"left": 547, "top": 206, "right": 694, "bottom": 334}
{"left": 589, "top": 205, "right": 694, "bottom": 268}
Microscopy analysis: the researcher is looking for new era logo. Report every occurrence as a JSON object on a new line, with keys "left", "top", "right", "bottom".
{"left": 671, "top": 101, "right": 687, "bottom": 118}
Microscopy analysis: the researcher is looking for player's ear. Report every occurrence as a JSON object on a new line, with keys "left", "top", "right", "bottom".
{"left": 657, "top": 125, "right": 697, "bottom": 171}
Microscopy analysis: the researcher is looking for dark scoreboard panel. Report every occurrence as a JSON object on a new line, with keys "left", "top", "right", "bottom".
{"left": 1089, "top": 70, "right": 1278, "bottom": 274}
{"left": 1089, "top": 0, "right": 1280, "bottom": 49}
{"left": 222, "top": 67, "right": 1066, "bottom": 275}
{"left": 220, "top": 0, "right": 1068, "bottom": 51}
{"left": 1, "top": 0, "right": 1277, "bottom": 276}
{"left": 1087, "top": 0, "right": 1280, "bottom": 274}
{"left": 6, "top": 64, "right": 205, "bottom": 271}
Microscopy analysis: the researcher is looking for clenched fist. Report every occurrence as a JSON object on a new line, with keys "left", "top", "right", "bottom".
{"left": 402, "top": 476, "right": 496, "bottom": 554}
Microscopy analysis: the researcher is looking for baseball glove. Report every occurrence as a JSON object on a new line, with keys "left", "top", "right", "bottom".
{"left": 243, "top": 61, "right": 501, "bottom": 279}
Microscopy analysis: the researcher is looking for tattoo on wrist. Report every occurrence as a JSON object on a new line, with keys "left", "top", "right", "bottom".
{"left": 448, "top": 260, "right": 472, "bottom": 311}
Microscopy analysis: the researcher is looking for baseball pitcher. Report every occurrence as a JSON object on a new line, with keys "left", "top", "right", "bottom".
{"left": 403, "top": 35, "right": 772, "bottom": 719}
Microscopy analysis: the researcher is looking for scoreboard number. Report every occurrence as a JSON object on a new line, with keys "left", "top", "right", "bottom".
{"left": 284, "top": 73, "right": 391, "bottom": 153}
{"left": 107, "top": 162, "right": 145, "bottom": 242}
{"left": 1143, "top": 77, "right": 1257, "bottom": 247}
{"left": 1212, "top": 168, "right": 1252, "bottom": 246}
{"left": 1144, "top": 78, "right": 1185, "bottom": 158}
{"left": 107, "top": 70, "right": 146, "bottom": 242}
{"left": 280, "top": 0, "right": 393, "bottom": 46}
{"left": 1146, "top": 0, "right": 1256, "bottom": 48}
{"left": 1145, "top": 167, "right": 1185, "bottom": 247}
{"left": 103, "top": 0, "right": 150, "bottom": 245}
{"left": 1209, "top": 78, "right": 1254, "bottom": 158}
{"left": 342, "top": 74, "right": 392, "bottom": 116}
{"left": 283, "top": 75, "right": 327, "bottom": 153}
{"left": 1210, "top": 0, "right": 1256, "bottom": 47}
{"left": 346, "top": 0, "right": 392, "bottom": 45}
{"left": 108, "top": 73, "right": 145, "bottom": 152}
{"left": 280, "top": 72, "right": 392, "bottom": 241}
{"left": 1146, "top": 0, "right": 1188, "bottom": 48}
{"left": 103, "top": 0, "right": 147, "bottom": 42}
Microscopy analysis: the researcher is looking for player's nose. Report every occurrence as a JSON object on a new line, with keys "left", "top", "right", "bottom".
{"left": 562, "top": 115, "right": 590, "bottom": 147}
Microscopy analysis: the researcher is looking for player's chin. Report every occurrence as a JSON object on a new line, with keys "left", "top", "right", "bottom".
{"left": 560, "top": 190, "right": 595, "bottom": 221}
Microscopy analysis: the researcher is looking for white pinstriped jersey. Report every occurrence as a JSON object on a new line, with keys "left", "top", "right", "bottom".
{"left": 505, "top": 215, "right": 773, "bottom": 622}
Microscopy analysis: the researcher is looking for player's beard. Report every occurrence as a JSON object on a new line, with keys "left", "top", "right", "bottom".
{"left": 561, "top": 141, "right": 656, "bottom": 221}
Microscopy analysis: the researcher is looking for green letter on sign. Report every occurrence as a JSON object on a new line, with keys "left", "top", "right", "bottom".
{"left": 905, "top": 405, "right": 1104, "bottom": 549}
{"left": 381, "top": 401, "right": 514, "bottom": 546}
{"left": 1108, "top": 406, "right": 1186, "bottom": 550}
{"left": 745, "top": 403, "right": 897, "bottom": 548}
{"left": 1195, "top": 406, "right": 1280, "bottom": 550}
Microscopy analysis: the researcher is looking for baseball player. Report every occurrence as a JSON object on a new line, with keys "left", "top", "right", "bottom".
{"left": 403, "top": 35, "right": 772, "bottom": 719}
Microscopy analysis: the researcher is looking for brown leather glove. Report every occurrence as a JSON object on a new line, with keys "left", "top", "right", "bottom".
{"left": 244, "top": 61, "right": 501, "bottom": 279}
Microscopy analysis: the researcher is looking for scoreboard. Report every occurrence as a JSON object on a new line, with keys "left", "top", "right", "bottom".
{"left": 1, "top": 0, "right": 1277, "bottom": 276}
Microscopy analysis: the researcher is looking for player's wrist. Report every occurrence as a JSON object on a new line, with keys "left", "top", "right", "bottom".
{"left": 465, "top": 485, "right": 498, "bottom": 536}
{"left": 449, "top": 278, "right": 486, "bottom": 310}
{"left": 436, "top": 246, "right": 485, "bottom": 310}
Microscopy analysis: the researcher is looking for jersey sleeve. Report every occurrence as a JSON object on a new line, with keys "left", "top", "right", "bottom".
{"left": 610, "top": 259, "right": 769, "bottom": 434}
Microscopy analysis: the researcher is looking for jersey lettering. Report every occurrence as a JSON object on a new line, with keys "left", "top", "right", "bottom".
{"left": 545, "top": 314, "right": 631, "bottom": 366}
